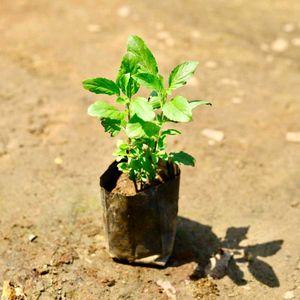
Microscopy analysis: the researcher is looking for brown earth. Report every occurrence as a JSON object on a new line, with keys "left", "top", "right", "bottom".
{"left": 0, "top": 0, "right": 300, "bottom": 299}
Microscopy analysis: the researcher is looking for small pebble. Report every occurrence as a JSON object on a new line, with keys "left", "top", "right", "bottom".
{"left": 205, "top": 249, "right": 232, "bottom": 279}
{"left": 291, "top": 38, "right": 300, "bottom": 47}
{"left": 54, "top": 157, "right": 63, "bottom": 165}
{"left": 271, "top": 38, "right": 289, "bottom": 52}
{"left": 117, "top": 5, "right": 130, "bottom": 17}
{"left": 219, "top": 78, "right": 239, "bottom": 86}
{"left": 28, "top": 234, "right": 37, "bottom": 242}
{"left": 243, "top": 285, "right": 251, "bottom": 290}
{"left": 191, "top": 30, "right": 201, "bottom": 39}
{"left": 87, "top": 24, "right": 101, "bottom": 33}
{"left": 283, "top": 23, "right": 295, "bottom": 33}
{"left": 290, "top": 200, "right": 299, "bottom": 208}
{"left": 205, "top": 60, "right": 217, "bottom": 69}
{"left": 101, "top": 278, "right": 116, "bottom": 287}
{"left": 156, "top": 279, "right": 176, "bottom": 300}
{"left": 231, "top": 97, "right": 242, "bottom": 104}
{"left": 157, "top": 31, "right": 170, "bottom": 40}
{"left": 283, "top": 290, "right": 295, "bottom": 299}
{"left": 202, "top": 129, "right": 224, "bottom": 142}
{"left": 286, "top": 132, "right": 300, "bottom": 143}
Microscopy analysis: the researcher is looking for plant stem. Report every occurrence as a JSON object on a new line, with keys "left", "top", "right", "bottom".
{"left": 126, "top": 99, "right": 131, "bottom": 145}
{"left": 133, "top": 179, "right": 138, "bottom": 193}
{"left": 167, "top": 160, "right": 175, "bottom": 179}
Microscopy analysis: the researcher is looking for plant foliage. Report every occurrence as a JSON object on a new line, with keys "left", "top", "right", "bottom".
{"left": 83, "top": 35, "right": 211, "bottom": 189}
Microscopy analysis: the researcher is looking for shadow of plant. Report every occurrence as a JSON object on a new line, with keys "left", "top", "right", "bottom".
{"left": 170, "top": 217, "right": 283, "bottom": 287}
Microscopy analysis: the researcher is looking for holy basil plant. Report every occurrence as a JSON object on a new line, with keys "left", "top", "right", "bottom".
{"left": 83, "top": 35, "right": 211, "bottom": 189}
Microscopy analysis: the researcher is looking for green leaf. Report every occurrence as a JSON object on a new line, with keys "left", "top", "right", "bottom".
{"left": 168, "top": 61, "right": 198, "bottom": 91}
{"left": 150, "top": 90, "right": 158, "bottom": 97}
{"left": 87, "top": 100, "right": 126, "bottom": 120}
{"left": 116, "top": 96, "right": 127, "bottom": 105}
{"left": 113, "top": 141, "right": 129, "bottom": 160}
{"left": 126, "top": 122, "right": 144, "bottom": 138}
{"left": 82, "top": 78, "right": 120, "bottom": 95}
{"left": 130, "top": 97, "right": 155, "bottom": 121}
{"left": 161, "top": 129, "right": 181, "bottom": 136}
{"left": 189, "top": 100, "right": 212, "bottom": 109}
{"left": 149, "top": 96, "right": 161, "bottom": 109}
{"left": 116, "top": 73, "right": 139, "bottom": 98}
{"left": 126, "top": 115, "right": 160, "bottom": 138}
{"left": 118, "top": 52, "right": 140, "bottom": 75}
{"left": 127, "top": 35, "right": 158, "bottom": 75}
{"left": 116, "top": 53, "right": 140, "bottom": 98}
{"left": 169, "top": 151, "right": 195, "bottom": 166}
{"left": 101, "top": 118, "right": 122, "bottom": 137}
{"left": 142, "top": 121, "right": 160, "bottom": 137}
{"left": 133, "top": 73, "right": 163, "bottom": 91}
{"left": 117, "top": 162, "right": 129, "bottom": 173}
{"left": 162, "top": 96, "right": 192, "bottom": 122}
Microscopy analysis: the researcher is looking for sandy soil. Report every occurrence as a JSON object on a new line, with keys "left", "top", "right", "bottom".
{"left": 0, "top": 0, "right": 300, "bottom": 299}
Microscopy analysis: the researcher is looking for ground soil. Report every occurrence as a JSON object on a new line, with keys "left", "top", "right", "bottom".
{"left": 0, "top": 0, "right": 300, "bottom": 299}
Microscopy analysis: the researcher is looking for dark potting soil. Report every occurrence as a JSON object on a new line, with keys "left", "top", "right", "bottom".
{"left": 111, "top": 173, "right": 136, "bottom": 196}
{"left": 111, "top": 172, "right": 169, "bottom": 197}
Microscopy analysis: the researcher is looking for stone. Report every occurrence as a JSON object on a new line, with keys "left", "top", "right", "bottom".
{"left": 100, "top": 278, "right": 116, "bottom": 287}
{"left": 290, "top": 200, "right": 299, "bottom": 208}
{"left": 54, "top": 157, "right": 63, "bottom": 165}
{"left": 219, "top": 78, "right": 239, "bottom": 86}
{"left": 156, "top": 279, "right": 176, "bottom": 300}
{"left": 283, "top": 23, "right": 295, "bottom": 33}
{"left": 1, "top": 281, "right": 16, "bottom": 300}
{"left": 271, "top": 38, "right": 289, "bottom": 52}
{"left": 231, "top": 97, "right": 242, "bottom": 104}
{"left": 87, "top": 24, "right": 101, "bottom": 33}
{"left": 1, "top": 281, "right": 26, "bottom": 300}
{"left": 286, "top": 132, "right": 300, "bottom": 143}
{"left": 283, "top": 290, "right": 295, "bottom": 299}
{"left": 191, "top": 30, "right": 201, "bottom": 39}
{"left": 205, "top": 248, "right": 232, "bottom": 279}
{"left": 117, "top": 6, "right": 130, "bottom": 17}
{"left": 202, "top": 129, "right": 224, "bottom": 142}
{"left": 28, "top": 234, "right": 37, "bottom": 242}
{"left": 205, "top": 60, "right": 218, "bottom": 69}
{"left": 291, "top": 38, "right": 300, "bottom": 47}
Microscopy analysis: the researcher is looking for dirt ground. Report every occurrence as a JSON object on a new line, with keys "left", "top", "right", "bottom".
{"left": 1, "top": 0, "right": 300, "bottom": 299}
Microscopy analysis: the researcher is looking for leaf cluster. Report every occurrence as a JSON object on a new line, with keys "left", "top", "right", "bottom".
{"left": 83, "top": 35, "right": 211, "bottom": 189}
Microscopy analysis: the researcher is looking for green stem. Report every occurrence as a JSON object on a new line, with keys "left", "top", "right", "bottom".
{"left": 126, "top": 98, "right": 131, "bottom": 145}
{"left": 133, "top": 179, "right": 138, "bottom": 193}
